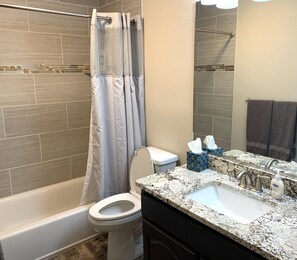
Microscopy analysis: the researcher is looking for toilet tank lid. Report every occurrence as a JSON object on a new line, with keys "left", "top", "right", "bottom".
{"left": 147, "top": 147, "right": 178, "bottom": 165}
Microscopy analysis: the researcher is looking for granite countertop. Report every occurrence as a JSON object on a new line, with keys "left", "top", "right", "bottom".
{"left": 136, "top": 166, "right": 297, "bottom": 260}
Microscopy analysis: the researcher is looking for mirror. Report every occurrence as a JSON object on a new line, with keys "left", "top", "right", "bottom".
{"left": 194, "top": 0, "right": 297, "bottom": 176}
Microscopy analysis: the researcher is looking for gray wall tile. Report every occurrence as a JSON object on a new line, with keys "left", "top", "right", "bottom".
{"left": 99, "top": 0, "right": 107, "bottom": 6}
{"left": 99, "top": 1, "right": 122, "bottom": 12}
{"left": 213, "top": 117, "right": 232, "bottom": 140}
{"left": 214, "top": 71, "right": 234, "bottom": 95}
{"left": 195, "top": 17, "right": 216, "bottom": 43}
{"left": 0, "top": 110, "right": 4, "bottom": 139}
{"left": 196, "top": 3, "right": 236, "bottom": 20}
{"left": 0, "top": 135, "right": 41, "bottom": 170}
{"left": 0, "top": 0, "right": 28, "bottom": 31}
{"left": 0, "top": 30, "right": 62, "bottom": 64}
{"left": 194, "top": 71, "right": 214, "bottom": 94}
{"left": 67, "top": 101, "right": 91, "bottom": 129}
{"left": 197, "top": 40, "right": 235, "bottom": 65}
{"left": 10, "top": 158, "right": 71, "bottom": 194}
{"left": 35, "top": 74, "right": 91, "bottom": 103}
{"left": 28, "top": 0, "right": 89, "bottom": 36}
{"left": 60, "top": 0, "right": 99, "bottom": 8}
{"left": 123, "top": 0, "right": 141, "bottom": 16}
{"left": 193, "top": 114, "right": 212, "bottom": 136}
{"left": 196, "top": 94, "right": 233, "bottom": 118}
{"left": 62, "top": 36, "right": 90, "bottom": 64}
{"left": 29, "top": 14, "right": 88, "bottom": 36}
{"left": 216, "top": 138, "right": 231, "bottom": 152}
{"left": 71, "top": 154, "right": 88, "bottom": 178}
{"left": 3, "top": 103, "right": 68, "bottom": 138}
{"left": 0, "top": 170, "right": 11, "bottom": 198}
{"left": 41, "top": 128, "right": 89, "bottom": 161}
{"left": 0, "top": 74, "right": 35, "bottom": 106}
{"left": 216, "top": 13, "right": 237, "bottom": 41}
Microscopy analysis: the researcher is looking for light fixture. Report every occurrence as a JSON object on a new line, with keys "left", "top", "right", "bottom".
{"left": 253, "top": 0, "right": 270, "bottom": 2}
{"left": 216, "top": 0, "right": 238, "bottom": 9}
{"left": 201, "top": 0, "right": 218, "bottom": 5}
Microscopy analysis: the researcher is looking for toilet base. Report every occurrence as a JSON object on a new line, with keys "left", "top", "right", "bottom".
{"left": 108, "top": 230, "right": 134, "bottom": 260}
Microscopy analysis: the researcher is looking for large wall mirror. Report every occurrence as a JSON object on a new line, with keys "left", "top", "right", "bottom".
{"left": 194, "top": 0, "right": 297, "bottom": 177}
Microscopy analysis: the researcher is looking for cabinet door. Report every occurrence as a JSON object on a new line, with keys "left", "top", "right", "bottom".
{"left": 143, "top": 219, "right": 198, "bottom": 260}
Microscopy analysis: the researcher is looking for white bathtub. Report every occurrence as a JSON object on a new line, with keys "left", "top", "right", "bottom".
{"left": 0, "top": 177, "right": 96, "bottom": 260}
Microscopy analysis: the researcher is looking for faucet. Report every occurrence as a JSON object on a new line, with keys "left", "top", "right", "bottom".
{"left": 236, "top": 171, "right": 252, "bottom": 189}
{"left": 253, "top": 175, "right": 271, "bottom": 193}
{"left": 266, "top": 159, "right": 279, "bottom": 169}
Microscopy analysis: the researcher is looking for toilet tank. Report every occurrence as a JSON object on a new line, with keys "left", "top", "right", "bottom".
{"left": 147, "top": 147, "right": 178, "bottom": 172}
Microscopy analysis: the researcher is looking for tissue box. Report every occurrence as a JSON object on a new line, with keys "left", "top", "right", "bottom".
{"left": 203, "top": 147, "right": 223, "bottom": 156}
{"left": 187, "top": 151, "right": 208, "bottom": 172}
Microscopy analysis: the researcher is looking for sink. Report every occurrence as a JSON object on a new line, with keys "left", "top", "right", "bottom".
{"left": 186, "top": 183, "right": 274, "bottom": 224}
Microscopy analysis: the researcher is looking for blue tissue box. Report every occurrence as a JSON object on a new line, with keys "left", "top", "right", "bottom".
{"left": 203, "top": 147, "right": 223, "bottom": 156}
{"left": 187, "top": 151, "right": 208, "bottom": 172}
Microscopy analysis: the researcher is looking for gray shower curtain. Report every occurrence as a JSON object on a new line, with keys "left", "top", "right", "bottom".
{"left": 80, "top": 10, "right": 145, "bottom": 204}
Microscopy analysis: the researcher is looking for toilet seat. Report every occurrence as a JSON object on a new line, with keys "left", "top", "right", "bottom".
{"left": 89, "top": 193, "right": 141, "bottom": 221}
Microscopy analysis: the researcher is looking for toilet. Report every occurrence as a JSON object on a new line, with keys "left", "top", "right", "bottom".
{"left": 88, "top": 146, "right": 178, "bottom": 260}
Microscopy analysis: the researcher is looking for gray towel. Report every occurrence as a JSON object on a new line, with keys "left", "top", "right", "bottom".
{"left": 246, "top": 100, "right": 274, "bottom": 156}
{"left": 268, "top": 101, "right": 297, "bottom": 161}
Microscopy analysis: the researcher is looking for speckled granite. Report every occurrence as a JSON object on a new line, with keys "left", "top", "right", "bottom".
{"left": 136, "top": 167, "right": 297, "bottom": 260}
{"left": 210, "top": 155, "right": 297, "bottom": 198}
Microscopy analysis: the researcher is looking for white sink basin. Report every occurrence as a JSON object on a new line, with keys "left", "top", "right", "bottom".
{"left": 186, "top": 183, "right": 274, "bottom": 224}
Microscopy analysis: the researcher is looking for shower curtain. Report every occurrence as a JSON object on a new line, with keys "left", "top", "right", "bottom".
{"left": 80, "top": 10, "right": 145, "bottom": 204}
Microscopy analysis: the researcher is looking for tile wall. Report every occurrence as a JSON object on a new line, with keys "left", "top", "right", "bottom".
{"left": 98, "top": 0, "right": 141, "bottom": 16}
{"left": 0, "top": 0, "right": 141, "bottom": 199}
{"left": 193, "top": 3, "right": 237, "bottom": 151}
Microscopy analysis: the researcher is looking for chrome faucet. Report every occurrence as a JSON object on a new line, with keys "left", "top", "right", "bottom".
{"left": 236, "top": 171, "right": 252, "bottom": 189}
{"left": 266, "top": 159, "right": 279, "bottom": 169}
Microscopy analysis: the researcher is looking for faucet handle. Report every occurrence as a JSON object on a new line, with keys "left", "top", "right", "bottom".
{"left": 254, "top": 175, "right": 271, "bottom": 192}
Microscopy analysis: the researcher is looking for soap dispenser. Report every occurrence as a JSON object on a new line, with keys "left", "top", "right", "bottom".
{"left": 270, "top": 170, "right": 284, "bottom": 199}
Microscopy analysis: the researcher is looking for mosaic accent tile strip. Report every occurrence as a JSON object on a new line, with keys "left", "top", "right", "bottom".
{"left": 195, "top": 64, "right": 234, "bottom": 71}
{"left": 0, "top": 65, "right": 90, "bottom": 75}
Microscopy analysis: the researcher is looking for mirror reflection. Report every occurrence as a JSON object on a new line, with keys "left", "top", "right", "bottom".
{"left": 193, "top": 0, "right": 297, "bottom": 176}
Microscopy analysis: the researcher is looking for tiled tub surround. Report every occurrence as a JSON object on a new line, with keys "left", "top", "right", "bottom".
{"left": 209, "top": 155, "right": 297, "bottom": 198}
{"left": 0, "top": 0, "right": 142, "bottom": 199}
{"left": 0, "top": 0, "right": 98, "bottom": 199}
{"left": 136, "top": 167, "right": 297, "bottom": 259}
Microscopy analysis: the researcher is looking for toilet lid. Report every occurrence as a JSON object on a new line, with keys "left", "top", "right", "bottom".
{"left": 129, "top": 147, "right": 154, "bottom": 193}
{"left": 89, "top": 193, "right": 141, "bottom": 221}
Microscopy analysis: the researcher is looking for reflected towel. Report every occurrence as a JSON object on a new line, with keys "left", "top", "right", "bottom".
{"left": 268, "top": 101, "right": 297, "bottom": 161}
{"left": 246, "top": 100, "right": 274, "bottom": 156}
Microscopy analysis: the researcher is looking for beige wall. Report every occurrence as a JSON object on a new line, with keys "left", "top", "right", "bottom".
{"left": 232, "top": 0, "right": 297, "bottom": 151}
{"left": 143, "top": 0, "right": 195, "bottom": 164}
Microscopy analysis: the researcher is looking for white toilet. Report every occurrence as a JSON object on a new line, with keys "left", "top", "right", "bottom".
{"left": 88, "top": 146, "right": 178, "bottom": 260}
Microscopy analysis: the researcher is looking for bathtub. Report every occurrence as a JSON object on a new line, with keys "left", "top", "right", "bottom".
{"left": 0, "top": 177, "right": 96, "bottom": 260}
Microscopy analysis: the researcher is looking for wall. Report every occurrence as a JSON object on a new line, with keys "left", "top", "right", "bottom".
{"left": 143, "top": 0, "right": 195, "bottom": 164}
{"left": 232, "top": 0, "right": 297, "bottom": 151}
{"left": 98, "top": 0, "right": 141, "bottom": 16}
{"left": 0, "top": 0, "right": 97, "bottom": 199}
{"left": 193, "top": 3, "right": 237, "bottom": 151}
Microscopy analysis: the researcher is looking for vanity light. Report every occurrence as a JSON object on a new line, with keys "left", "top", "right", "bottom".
{"left": 253, "top": 0, "right": 271, "bottom": 2}
{"left": 216, "top": 0, "right": 238, "bottom": 9}
{"left": 201, "top": 0, "right": 218, "bottom": 5}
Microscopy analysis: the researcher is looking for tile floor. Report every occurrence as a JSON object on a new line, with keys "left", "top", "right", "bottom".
{"left": 47, "top": 233, "right": 143, "bottom": 260}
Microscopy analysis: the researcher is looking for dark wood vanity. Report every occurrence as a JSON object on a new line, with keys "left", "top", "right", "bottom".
{"left": 141, "top": 191, "right": 266, "bottom": 260}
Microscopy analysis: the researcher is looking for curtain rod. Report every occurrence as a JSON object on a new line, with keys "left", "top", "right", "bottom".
{"left": 196, "top": 28, "right": 235, "bottom": 38}
{"left": 0, "top": 3, "right": 112, "bottom": 23}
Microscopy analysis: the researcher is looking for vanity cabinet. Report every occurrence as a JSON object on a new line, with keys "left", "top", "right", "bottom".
{"left": 141, "top": 191, "right": 266, "bottom": 260}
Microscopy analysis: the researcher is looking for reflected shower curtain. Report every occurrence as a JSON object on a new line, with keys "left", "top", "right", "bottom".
{"left": 80, "top": 10, "right": 145, "bottom": 204}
